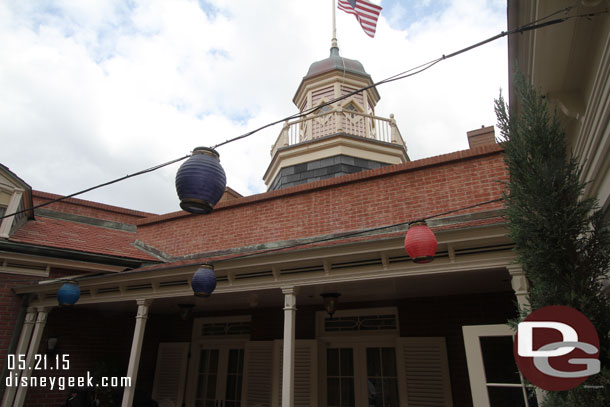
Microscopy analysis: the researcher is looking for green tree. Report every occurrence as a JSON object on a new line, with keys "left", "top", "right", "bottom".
{"left": 495, "top": 74, "right": 610, "bottom": 405}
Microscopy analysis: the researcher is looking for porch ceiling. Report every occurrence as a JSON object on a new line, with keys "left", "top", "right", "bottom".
{"left": 73, "top": 266, "right": 512, "bottom": 315}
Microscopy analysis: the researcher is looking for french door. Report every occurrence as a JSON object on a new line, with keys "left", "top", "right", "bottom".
{"left": 324, "top": 341, "right": 401, "bottom": 407}
{"left": 463, "top": 325, "right": 538, "bottom": 407}
{"left": 193, "top": 344, "right": 245, "bottom": 407}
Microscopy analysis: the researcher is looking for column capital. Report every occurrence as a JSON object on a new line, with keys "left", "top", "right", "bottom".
{"left": 24, "top": 312, "right": 37, "bottom": 325}
{"left": 281, "top": 286, "right": 299, "bottom": 295}
{"left": 135, "top": 299, "right": 152, "bottom": 319}
{"left": 508, "top": 264, "right": 530, "bottom": 309}
{"left": 506, "top": 263, "right": 525, "bottom": 276}
{"left": 35, "top": 308, "right": 50, "bottom": 323}
{"left": 136, "top": 298, "right": 153, "bottom": 307}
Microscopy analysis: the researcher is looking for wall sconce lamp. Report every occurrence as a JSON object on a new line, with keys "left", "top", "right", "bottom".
{"left": 178, "top": 304, "right": 195, "bottom": 320}
{"left": 47, "top": 335, "right": 58, "bottom": 354}
{"left": 321, "top": 293, "right": 341, "bottom": 318}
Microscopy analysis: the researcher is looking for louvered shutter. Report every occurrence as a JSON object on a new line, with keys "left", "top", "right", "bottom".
{"left": 396, "top": 337, "right": 453, "bottom": 407}
{"left": 151, "top": 342, "right": 189, "bottom": 407}
{"left": 272, "top": 339, "right": 318, "bottom": 407}
{"left": 242, "top": 341, "right": 275, "bottom": 407}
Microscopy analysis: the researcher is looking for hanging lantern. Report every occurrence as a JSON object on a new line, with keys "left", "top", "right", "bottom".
{"left": 321, "top": 293, "right": 341, "bottom": 318}
{"left": 57, "top": 281, "right": 80, "bottom": 306}
{"left": 192, "top": 265, "right": 217, "bottom": 297}
{"left": 404, "top": 221, "right": 437, "bottom": 264}
{"left": 175, "top": 147, "right": 227, "bottom": 214}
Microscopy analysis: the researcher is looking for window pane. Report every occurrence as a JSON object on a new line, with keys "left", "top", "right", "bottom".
{"left": 327, "top": 348, "right": 355, "bottom": 407}
{"left": 226, "top": 349, "right": 244, "bottom": 403}
{"left": 328, "top": 378, "right": 340, "bottom": 406}
{"left": 227, "top": 348, "right": 244, "bottom": 374}
{"left": 199, "top": 350, "right": 208, "bottom": 373}
{"left": 368, "top": 378, "right": 382, "bottom": 407}
{"left": 196, "top": 374, "right": 207, "bottom": 399}
{"left": 487, "top": 387, "right": 527, "bottom": 407}
{"left": 206, "top": 374, "right": 217, "bottom": 399}
{"left": 381, "top": 348, "right": 397, "bottom": 376}
{"left": 367, "top": 348, "right": 381, "bottom": 377}
{"left": 235, "top": 375, "right": 243, "bottom": 401}
{"left": 341, "top": 378, "right": 355, "bottom": 407}
{"left": 208, "top": 349, "right": 219, "bottom": 374}
{"left": 226, "top": 375, "right": 237, "bottom": 401}
{"left": 383, "top": 378, "right": 399, "bottom": 407}
{"left": 480, "top": 337, "right": 521, "bottom": 384}
{"left": 328, "top": 348, "right": 339, "bottom": 376}
{"left": 340, "top": 348, "right": 354, "bottom": 376}
{"left": 238, "top": 348, "right": 244, "bottom": 372}
{"left": 367, "top": 347, "right": 399, "bottom": 407}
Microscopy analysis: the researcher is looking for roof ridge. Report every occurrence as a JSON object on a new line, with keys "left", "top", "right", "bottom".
{"left": 33, "top": 190, "right": 156, "bottom": 218}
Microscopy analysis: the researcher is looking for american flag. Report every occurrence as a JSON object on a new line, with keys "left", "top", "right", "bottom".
{"left": 337, "top": 0, "right": 382, "bottom": 38}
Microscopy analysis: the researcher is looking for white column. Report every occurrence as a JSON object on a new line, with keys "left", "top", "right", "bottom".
{"left": 12, "top": 307, "right": 50, "bottom": 407}
{"left": 122, "top": 299, "right": 152, "bottom": 407}
{"left": 281, "top": 287, "right": 298, "bottom": 407}
{"left": 507, "top": 264, "right": 530, "bottom": 310}
{"left": 1, "top": 308, "right": 37, "bottom": 407}
{"left": 507, "top": 265, "right": 546, "bottom": 404}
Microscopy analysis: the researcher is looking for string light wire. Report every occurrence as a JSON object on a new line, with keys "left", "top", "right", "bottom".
{"left": 1, "top": 7, "right": 606, "bottom": 222}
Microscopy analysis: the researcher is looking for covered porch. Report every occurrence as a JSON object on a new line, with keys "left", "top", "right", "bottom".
{"left": 8, "top": 222, "right": 529, "bottom": 407}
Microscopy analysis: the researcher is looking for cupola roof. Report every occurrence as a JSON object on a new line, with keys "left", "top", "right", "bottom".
{"left": 304, "top": 46, "right": 370, "bottom": 80}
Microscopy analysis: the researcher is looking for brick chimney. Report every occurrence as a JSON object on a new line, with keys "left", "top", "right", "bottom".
{"left": 467, "top": 126, "right": 496, "bottom": 149}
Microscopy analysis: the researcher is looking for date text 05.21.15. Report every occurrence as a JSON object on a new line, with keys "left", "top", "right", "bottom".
{"left": 7, "top": 354, "right": 69, "bottom": 371}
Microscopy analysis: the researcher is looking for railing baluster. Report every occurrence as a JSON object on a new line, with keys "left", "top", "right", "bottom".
{"left": 271, "top": 110, "right": 404, "bottom": 152}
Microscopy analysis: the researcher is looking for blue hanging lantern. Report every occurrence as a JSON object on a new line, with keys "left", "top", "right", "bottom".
{"left": 192, "top": 265, "right": 217, "bottom": 297}
{"left": 175, "top": 147, "right": 227, "bottom": 214}
{"left": 57, "top": 281, "right": 80, "bottom": 306}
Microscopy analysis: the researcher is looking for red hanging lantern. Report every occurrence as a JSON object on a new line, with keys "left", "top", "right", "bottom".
{"left": 404, "top": 221, "right": 437, "bottom": 263}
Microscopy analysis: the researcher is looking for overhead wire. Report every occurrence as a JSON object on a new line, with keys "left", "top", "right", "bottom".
{"left": 1, "top": 7, "right": 606, "bottom": 222}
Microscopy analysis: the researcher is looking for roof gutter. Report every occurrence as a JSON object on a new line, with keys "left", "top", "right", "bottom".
{"left": 0, "top": 240, "right": 159, "bottom": 269}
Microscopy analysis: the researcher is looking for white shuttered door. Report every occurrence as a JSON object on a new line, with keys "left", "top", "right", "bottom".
{"left": 242, "top": 341, "right": 275, "bottom": 407}
{"left": 152, "top": 342, "right": 189, "bottom": 407}
{"left": 396, "top": 337, "right": 453, "bottom": 407}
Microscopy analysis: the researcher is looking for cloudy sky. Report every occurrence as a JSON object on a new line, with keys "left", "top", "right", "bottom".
{"left": 0, "top": 0, "right": 508, "bottom": 214}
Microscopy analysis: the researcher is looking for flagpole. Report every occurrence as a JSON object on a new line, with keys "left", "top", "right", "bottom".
{"left": 332, "top": 0, "right": 338, "bottom": 48}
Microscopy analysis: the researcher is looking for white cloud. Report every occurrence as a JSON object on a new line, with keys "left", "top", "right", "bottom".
{"left": 0, "top": 0, "right": 508, "bottom": 214}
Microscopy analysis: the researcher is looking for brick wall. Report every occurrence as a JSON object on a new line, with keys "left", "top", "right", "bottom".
{"left": 0, "top": 273, "right": 38, "bottom": 376}
{"left": 137, "top": 146, "right": 507, "bottom": 257}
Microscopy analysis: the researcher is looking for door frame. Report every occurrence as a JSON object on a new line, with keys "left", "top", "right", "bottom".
{"left": 463, "top": 324, "right": 534, "bottom": 407}
{"left": 319, "top": 338, "right": 403, "bottom": 407}
{"left": 185, "top": 316, "right": 251, "bottom": 407}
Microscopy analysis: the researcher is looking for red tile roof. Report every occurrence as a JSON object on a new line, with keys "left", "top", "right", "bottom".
{"left": 9, "top": 215, "right": 159, "bottom": 262}
{"left": 33, "top": 190, "right": 155, "bottom": 223}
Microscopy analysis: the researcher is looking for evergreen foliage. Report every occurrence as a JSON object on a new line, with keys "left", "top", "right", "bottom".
{"left": 495, "top": 74, "right": 610, "bottom": 405}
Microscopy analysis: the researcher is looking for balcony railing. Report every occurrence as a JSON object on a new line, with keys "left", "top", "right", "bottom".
{"left": 271, "top": 108, "right": 406, "bottom": 157}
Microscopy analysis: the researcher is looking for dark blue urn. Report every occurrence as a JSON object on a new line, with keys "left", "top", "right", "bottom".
{"left": 57, "top": 281, "right": 80, "bottom": 306}
{"left": 192, "top": 265, "right": 217, "bottom": 297}
{"left": 176, "top": 147, "right": 227, "bottom": 214}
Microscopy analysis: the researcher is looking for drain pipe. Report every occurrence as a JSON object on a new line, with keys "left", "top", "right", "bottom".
{"left": 0, "top": 295, "right": 30, "bottom": 401}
